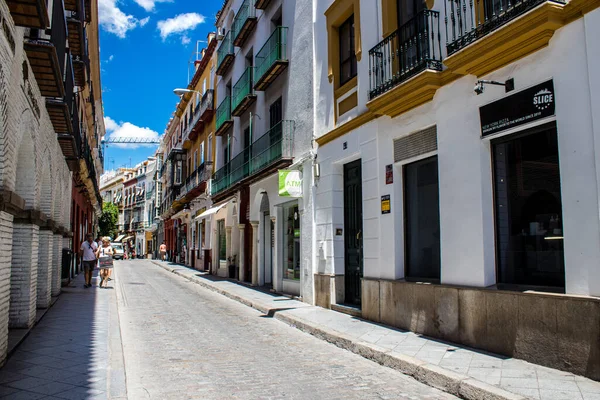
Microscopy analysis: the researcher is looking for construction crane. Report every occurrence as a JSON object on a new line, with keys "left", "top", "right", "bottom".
{"left": 101, "top": 137, "right": 161, "bottom": 170}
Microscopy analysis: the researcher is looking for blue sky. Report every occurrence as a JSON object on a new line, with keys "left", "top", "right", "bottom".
{"left": 98, "top": 0, "right": 222, "bottom": 172}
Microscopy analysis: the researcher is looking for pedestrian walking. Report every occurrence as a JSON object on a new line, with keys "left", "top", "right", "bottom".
{"left": 79, "top": 233, "right": 98, "bottom": 288}
{"left": 96, "top": 237, "right": 114, "bottom": 288}
{"left": 159, "top": 241, "right": 167, "bottom": 261}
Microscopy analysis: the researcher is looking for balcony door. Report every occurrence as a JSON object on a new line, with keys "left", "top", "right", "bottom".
{"left": 269, "top": 97, "right": 283, "bottom": 158}
{"left": 396, "top": 0, "right": 426, "bottom": 71}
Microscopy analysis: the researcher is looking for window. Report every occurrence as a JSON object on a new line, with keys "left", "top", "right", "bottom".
{"left": 404, "top": 156, "right": 441, "bottom": 281}
{"left": 339, "top": 15, "right": 357, "bottom": 86}
{"left": 493, "top": 124, "right": 564, "bottom": 289}
{"left": 207, "top": 135, "right": 213, "bottom": 162}
{"left": 200, "top": 141, "right": 205, "bottom": 164}
{"left": 193, "top": 151, "right": 198, "bottom": 171}
{"left": 217, "top": 219, "right": 226, "bottom": 261}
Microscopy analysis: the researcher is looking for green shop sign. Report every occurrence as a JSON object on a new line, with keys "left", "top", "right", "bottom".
{"left": 279, "top": 170, "right": 302, "bottom": 198}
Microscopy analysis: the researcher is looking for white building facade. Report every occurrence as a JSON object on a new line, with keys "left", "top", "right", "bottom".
{"left": 312, "top": 0, "right": 600, "bottom": 379}
{"left": 209, "top": 0, "right": 315, "bottom": 301}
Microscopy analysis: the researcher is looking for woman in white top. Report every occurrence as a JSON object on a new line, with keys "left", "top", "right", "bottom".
{"left": 95, "top": 237, "right": 114, "bottom": 288}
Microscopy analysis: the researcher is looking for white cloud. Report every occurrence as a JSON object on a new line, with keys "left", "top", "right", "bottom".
{"left": 134, "top": 0, "right": 171, "bottom": 12}
{"left": 98, "top": 0, "right": 146, "bottom": 38}
{"left": 104, "top": 116, "right": 160, "bottom": 149}
{"left": 181, "top": 35, "right": 191, "bottom": 45}
{"left": 157, "top": 13, "right": 205, "bottom": 42}
{"left": 108, "top": 55, "right": 114, "bottom": 62}
{"left": 140, "top": 16, "right": 150, "bottom": 27}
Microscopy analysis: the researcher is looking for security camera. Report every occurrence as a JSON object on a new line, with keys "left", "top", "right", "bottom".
{"left": 474, "top": 81, "right": 485, "bottom": 95}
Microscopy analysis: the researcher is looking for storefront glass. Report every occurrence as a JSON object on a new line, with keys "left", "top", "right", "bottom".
{"left": 283, "top": 203, "right": 300, "bottom": 280}
{"left": 404, "top": 156, "right": 441, "bottom": 280}
{"left": 493, "top": 124, "right": 565, "bottom": 289}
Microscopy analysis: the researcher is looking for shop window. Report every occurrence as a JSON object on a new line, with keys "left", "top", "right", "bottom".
{"left": 218, "top": 219, "right": 226, "bottom": 261}
{"left": 283, "top": 203, "right": 300, "bottom": 280}
{"left": 339, "top": 15, "right": 357, "bottom": 86}
{"left": 493, "top": 124, "right": 565, "bottom": 289}
{"left": 404, "top": 156, "right": 441, "bottom": 281}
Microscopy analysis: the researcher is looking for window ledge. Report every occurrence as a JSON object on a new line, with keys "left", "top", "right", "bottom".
{"left": 334, "top": 76, "right": 357, "bottom": 99}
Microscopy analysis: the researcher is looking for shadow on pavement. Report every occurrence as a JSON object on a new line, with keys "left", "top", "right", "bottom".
{"left": 0, "top": 269, "right": 113, "bottom": 399}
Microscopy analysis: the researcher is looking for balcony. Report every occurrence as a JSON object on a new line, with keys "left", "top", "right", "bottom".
{"left": 232, "top": 67, "right": 256, "bottom": 116}
{"left": 216, "top": 31, "right": 234, "bottom": 76}
{"left": 66, "top": 0, "right": 84, "bottom": 56}
{"left": 211, "top": 120, "right": 295, "bottom": 198}
{"left": 232, "top": 0, "right": 257, "bottom": 47}
{"left": 254, "top": 27, "right": 289, "bottom": 91}
{"left": 72, "top": 42, "right": 88, "bottom": 87}
{"left": 215, "top": 96, "right": 233, "bottom": 136}
{"left": 443, "top": 0, "right": 566, "bottom": 76}
{"left": 254, "top": 0, "right": 271, "bottom": 10}
{"left": 48, "top": 55, "right": 82, "bottom": 169}
{"left": 178, "top": 161, "right": 212, "bottom": 202}
{"left": 24, "top": 0, "right": 67, "bottom": 98}
{"left": 6, "top": 0, "right": 49, "bottom": 28}
{"left": 189, "top": 89, "right": 214, "bottom": 141}
{"left": 368, "top": 10, "right": 442, "bottom": 100}
{"left": 199, "top": 89, "right": 215, "bottom": 124}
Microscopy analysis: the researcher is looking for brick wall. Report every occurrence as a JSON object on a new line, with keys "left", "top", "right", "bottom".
{"left": 0, "top": 211, "right": 14, "bottom": 362}
{"left": 9, "top": 223, "right": 39, "bottom": 328}
{"left": 36, "top": 230, "right": 53, "bottom": 308}
{"left": 51, "top": 234, "right": 63, "bottom": 297}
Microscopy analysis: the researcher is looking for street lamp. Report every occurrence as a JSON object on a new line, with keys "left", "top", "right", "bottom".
{"left": 173, "top": 88, "right": 202, "bottom": 96}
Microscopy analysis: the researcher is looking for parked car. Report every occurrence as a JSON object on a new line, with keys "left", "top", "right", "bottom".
{"left": 111, "top": 243, "right": 124, "bottom": 260}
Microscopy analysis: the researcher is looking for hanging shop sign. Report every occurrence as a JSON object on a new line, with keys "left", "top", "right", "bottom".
{"left": 279, "top": 170, "right": 303, "bottom": 197}
{"left": 479, "top": 79, "right": 555, "bottom": 137}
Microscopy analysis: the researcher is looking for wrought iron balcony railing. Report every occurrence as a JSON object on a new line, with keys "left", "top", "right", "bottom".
{"left": 368, "top": 10, "right": 442, "bottom": 100}
{"left": 232, "top": 67, "right": 256, "bottom": 116}
{"left": 444, "top": 0, "right": 566, "bottom": 56}
{"left": 254, "top": 27, "right": 289, "bottom": 91}
{"left": 217, "top": 31, "right": 234, "bottom": 76}
{"left": 216, "top": 96, "right": 233, "bottom": 135}
{"left": 211, "top": 120, "right": 294, "bottom": 196}
{"left": 232, "top": 0, "right": 257, "bottom": 47}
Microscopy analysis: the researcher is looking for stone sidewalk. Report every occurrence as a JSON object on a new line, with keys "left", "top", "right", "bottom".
{"left": 154, "top": 260, "right": 600, "bottom": 400}
{"left": 0, "top": 271, "right": 126, "bottom": 400}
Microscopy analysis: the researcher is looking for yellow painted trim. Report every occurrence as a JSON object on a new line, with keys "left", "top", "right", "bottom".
{"left": 444, "top": 2, "right": 564, "bottom": 77}
{"left": 562, "top": 0, "right": 600, "bottom": 23}
{"left": 325, "top": 0, "right": 361, "bottom": 87}
{"left": 367, "top": 70, "right": 446, "bottom": 118}
{"left": 381, "top": 0, "right": 397, "bottom": 37}
{"left": 339, "top": 91, "right": 358, "bottom": 116}
{"left": 334, "top": 76, "right": 358, "bottom": 99}
{"left": 316, "top": 111, "right": 376, "bottom": 146}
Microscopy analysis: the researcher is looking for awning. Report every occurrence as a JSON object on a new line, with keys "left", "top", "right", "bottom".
{"left": 122, "top": 236, "right": 134, "bottom": 242}
{"left": 114, "top": 234, "right": 125, "bottom": 242}
{"left": 195, "top": 203, "right": 227, "bottom": 220}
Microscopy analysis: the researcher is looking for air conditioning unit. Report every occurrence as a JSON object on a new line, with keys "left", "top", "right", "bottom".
{"left": 216, "top": 27, "right": 225, "bottom": 40}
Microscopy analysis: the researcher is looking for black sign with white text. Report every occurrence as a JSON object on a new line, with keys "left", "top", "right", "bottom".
{"left": 479, "top": 80, "right": 555, "bottom": 137}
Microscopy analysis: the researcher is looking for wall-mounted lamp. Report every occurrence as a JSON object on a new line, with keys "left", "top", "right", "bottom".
{"left": 313, "top": 163, "right": 320, "bottom": 179}
{"left": 474, "top": 78, "right": 515, "bottom": 95}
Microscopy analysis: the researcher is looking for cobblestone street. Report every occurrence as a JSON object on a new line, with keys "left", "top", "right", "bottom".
{"left": 117, "top": 260, "right": 456, "bottom": 400}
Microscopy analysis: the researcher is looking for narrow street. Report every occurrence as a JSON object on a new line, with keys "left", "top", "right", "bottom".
{"left": 117, "top": 260, "right": 456, "bottom": 400}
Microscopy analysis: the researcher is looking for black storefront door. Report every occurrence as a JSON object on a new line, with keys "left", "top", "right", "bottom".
{"left": 344, "top": 160, "right": 363, "bottom": 307}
